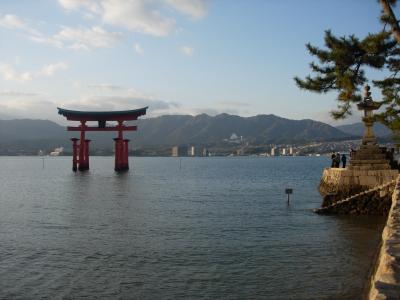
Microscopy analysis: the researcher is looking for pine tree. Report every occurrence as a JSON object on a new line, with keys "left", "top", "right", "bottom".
{"left": 295, "top": 0, "right": 400, "bottom": 135}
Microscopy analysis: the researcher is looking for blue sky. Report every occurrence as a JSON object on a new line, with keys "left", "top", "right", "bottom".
{"left": 0, "top": 0, "right": 389, "bottom": 124}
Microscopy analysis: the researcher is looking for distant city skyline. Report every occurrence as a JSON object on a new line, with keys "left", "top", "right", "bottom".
{"left": 0, "top": 0, "right": 386, "bottom": 124}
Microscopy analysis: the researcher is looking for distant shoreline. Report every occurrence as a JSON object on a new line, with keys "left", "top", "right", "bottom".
{"left": 0, "top": 154, "right": 330, "bottom": 158}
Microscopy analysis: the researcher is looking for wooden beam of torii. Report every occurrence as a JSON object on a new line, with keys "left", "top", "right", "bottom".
{"left": 57, "top": 107, "right": 148, "bottom": 172}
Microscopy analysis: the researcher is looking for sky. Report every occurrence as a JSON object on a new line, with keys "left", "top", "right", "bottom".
{"left": 0, "top": 0, "right": 392, "bottom": 124}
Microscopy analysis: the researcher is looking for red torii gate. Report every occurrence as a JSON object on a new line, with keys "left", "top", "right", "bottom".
{"left": 57, "top": 107, "right": 147, "bottom": 172}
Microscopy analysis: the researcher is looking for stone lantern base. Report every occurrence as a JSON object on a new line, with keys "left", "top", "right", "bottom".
{"left": 349, "top": 144, "right": 391, "bottom": 170}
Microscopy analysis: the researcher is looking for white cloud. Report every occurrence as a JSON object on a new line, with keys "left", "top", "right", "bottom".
{"left": 133, "top": 43, "right": 143, "bottom": 54}
{"left": 0, "top": 85, "right": 245, "bottom": 121}
{"left": 29, "top": 35, "right": 64, "bottom": 48}
{"left": 0, "top": 14, "right": 41, "bottom": 36}
{"left": 101, "top": 0, "right": 174, "bottom": 37}
{"left": 60, "top": 84, "right": 181, "bottom": 117}
{"left": 181, "top": 45, "right": 194, "bottom": 56}
{"left": 0, "top": 1, "right": 209, "bottom": 55}
{"left": 87, "top": 83, "right": 125, "bottom": 90}
{"left": 57, "top": 0, "right": 208, "bottom": 37}
{"left": 0, "top": 64, "right": 33, "bottom": 82}
{"left": 164, "top": 0, "right": 207, "bottom": 19}
{"left": 54, "top": 26, "right": 122, "bottom": 50}
{"left": 58, "top": 0, "right": 101, "bottom": 13}
{"left": 0, "top": 90, "right": 43, "bottom": 97}
{"left": 83, "top": 12, "right": 95, "bottom": 20}
{"left": 39, "top": 62, "right": 69, "bottom": 76}
{"left": 0, "top": 12, "right": 121, "bottom": 50}
{"left": 0, "top": 62, "right": 69, "bottom": 82}
{"left": 0, "top": 1, "right": 209, "bottom": 56}
{"left": 0, "top": 14, "right": 26, "bottom": 29}
{"left": 66, "top": 95, "right": 179, "bottom": 112}
{"left": 0, "top": 90, "right": 56, "bottom": 120}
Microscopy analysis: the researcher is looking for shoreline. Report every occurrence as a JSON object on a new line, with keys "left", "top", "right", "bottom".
{"left": 363, "top": 234, "right": 385, "bottom": 299}
{"left": 367, "top": 176, "right": 400, "bottom": 299}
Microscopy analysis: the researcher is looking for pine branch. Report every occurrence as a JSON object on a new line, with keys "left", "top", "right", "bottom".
{"left": 380, "top": 0, "right": 400, "bottom": 43}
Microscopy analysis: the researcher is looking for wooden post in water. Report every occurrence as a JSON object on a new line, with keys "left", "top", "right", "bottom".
{"left": 285, "top": 188, "right": 293, "bottom": 204}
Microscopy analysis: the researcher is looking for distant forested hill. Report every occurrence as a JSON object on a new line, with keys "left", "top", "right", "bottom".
{"left": 0, "top": 114, "right": 356, "bottom": 153}
{"left": 133, "top": 114, "right": 355, "bottom": 145}
{"left": 336, "top": 122, "right": 392, "bottom": 138}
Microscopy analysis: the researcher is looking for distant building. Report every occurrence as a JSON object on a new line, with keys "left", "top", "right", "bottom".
{"left": 236, "top": 148, "right": 244, "bottom": 156}
{"left": 230, "top": 133, "right": 239, "bottom": 140}
{"left": 188, "top": 146, "right": 195, "bottom": 157}
{"left": 271, "top": 147, "right": 276, "bottom": 156}
{"left": 172, "top": 146, "right": 178, "bottom": 157}
{"left": 281, "top": 148, "right": 287, "bottom": 156}
{"left": 188, "top": 146, "right": 203, "bottom": 156}
{"left": 289, "top": 147, "right": 294, "bottom": 155}
{"left": 202, "top": 148, "right": 210, "bottom": 157}
{"left": 224, "top": 133, "right": 242, "bottom": 144}
{"left": 49, "top": 147, "right": 63, "bottom": 156}
{"left": 172, "top": 145, "right": 188, "bottom": 157}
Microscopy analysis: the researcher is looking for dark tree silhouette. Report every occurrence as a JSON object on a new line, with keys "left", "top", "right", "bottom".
{"left": 295, "top": 0, "right": 400, "bottom": 136}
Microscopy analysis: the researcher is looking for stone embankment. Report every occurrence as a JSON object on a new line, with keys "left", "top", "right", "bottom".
{"left": 319, "top": 168, "right": 398, "bottom": 207}
{"left": 315, "top": 180, "right": 395, "bottom": 215}
{"left": 368, "top": 176, "right": 400, "bottom": 299}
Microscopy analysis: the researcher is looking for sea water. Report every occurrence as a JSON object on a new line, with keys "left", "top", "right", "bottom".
{"left": 0, "top": 156, "right": 385, "bottom": 299}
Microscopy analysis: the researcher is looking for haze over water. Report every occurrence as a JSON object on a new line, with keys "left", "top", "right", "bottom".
{"left": 0, "top": 156, "right": 384, "bottom": 299}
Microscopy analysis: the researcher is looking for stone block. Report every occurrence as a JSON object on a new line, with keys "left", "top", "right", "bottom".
{"left": 359, "top": 175, "right": 369, "bottom": 186}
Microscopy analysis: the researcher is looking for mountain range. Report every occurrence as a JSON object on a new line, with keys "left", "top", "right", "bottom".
{"left": 133, "top": 114, "right": 355, "bottom": 145}
{"left": 336, "top": 122, "right": 392, "bottom": 138}
{"left": 0, "top": 113, "right": 392, "bottom": 153}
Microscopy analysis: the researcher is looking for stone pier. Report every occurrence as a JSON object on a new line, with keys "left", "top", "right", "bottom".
{"left": 318, "top": 85, "right": 398, "bottom": 212}
{"left": 319, "top": 166, "right": 398, "bottom": 208}
{"left": 318, "top": 141, "right": 398, "bottom": 209}
{"left": 316, "top": 178, "right": 396, "bottom": 215}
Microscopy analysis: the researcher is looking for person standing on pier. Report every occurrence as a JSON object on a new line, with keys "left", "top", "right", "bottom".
{"left": 331, "top": 153, "right": 336, "bottom": 167}
{"left": 341, "top": 154, "right": 347, "bottom": 168}
{"left": 335, "top": 152, "right": 341, "bottom": 167}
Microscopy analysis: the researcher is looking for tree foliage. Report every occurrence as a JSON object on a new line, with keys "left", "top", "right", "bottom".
{"left": 295, "top": 0, "right": 400, "bottom": 134}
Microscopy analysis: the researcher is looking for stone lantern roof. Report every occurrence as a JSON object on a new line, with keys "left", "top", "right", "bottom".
{"left": 357, "top": 85, "right": 380, "bottom": 111}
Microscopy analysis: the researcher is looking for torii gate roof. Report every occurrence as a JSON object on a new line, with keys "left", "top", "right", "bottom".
{"left": 57, "top": 107, "right": 148, "bottom": 121}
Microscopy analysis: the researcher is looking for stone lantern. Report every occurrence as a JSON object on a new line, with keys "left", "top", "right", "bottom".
{"left": 357, "top": 84, "right": 380, "bottom": 145}
{"left": 348, "top": 85, "right": 390, "bottom": 171}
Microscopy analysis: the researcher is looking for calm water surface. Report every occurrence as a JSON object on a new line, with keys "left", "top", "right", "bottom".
{"left": 0, "top": 156, "right": 385, "bottom": 299}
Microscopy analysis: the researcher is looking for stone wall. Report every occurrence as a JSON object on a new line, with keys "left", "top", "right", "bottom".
{"left": 319, "top": 168, "right": 398, "bottom": 207}
{"left": 368, "top": 177, "right": 400, "bottom": 299}
{"left": 315, "top": 181, "right": 394, "bottom": 215}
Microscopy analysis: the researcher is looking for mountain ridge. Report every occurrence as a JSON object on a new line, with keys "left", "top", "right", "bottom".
{"left": 336, "top": 122, "right": 392, "bottom": 138}
{"left": 0, "top": 113, "right": 358, "bottom": 153}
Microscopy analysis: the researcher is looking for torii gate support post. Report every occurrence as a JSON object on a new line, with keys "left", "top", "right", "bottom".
{"left": 84, "top": 139, "right": 91, "bottom": 170}
{"left": 114, "top": 138, "right": 129, "bottom": 172}
{"left": 114, "top": 120, "right": 129, "bottom": 172}
{"left": 78, "top": 121, "right": 89, "bottom": 171}
{"left": 113, "top": 138, "right": 129, "bottom": 172}
{"left": 114, "top": 138, "right": 122, "bottom": 171}
{"left": 71, "top": 138, "right": 78, "bottom": 171}
{"left": 123, "top": 139, "right": 130, "bottom": 171}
